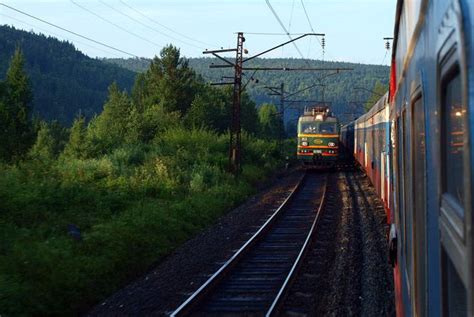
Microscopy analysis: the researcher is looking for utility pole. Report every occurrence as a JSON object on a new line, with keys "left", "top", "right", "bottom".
{"left": 264, "top": 83, "right": 285, "bottom": 154}
{"left": 279, "top": 83, "right": 284, "bottom": 154}
{"left": 279, "top": 83, "right": 284, "bottom": 123}
{"left": 204, "top": 32, "right": 348, "bottom": 175}
{"left": 229, "top": 32, "right": 244, "bottom": 174}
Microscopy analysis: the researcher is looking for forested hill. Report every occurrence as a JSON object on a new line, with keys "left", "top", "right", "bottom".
{"left": 0, "top": 24, "right": 388, "bottom": 125}
{"left": 106, "top": 57, "right": 390, "bottom": 124}
{"left": 0, "top": 25, "right": 135, "bottom": 123}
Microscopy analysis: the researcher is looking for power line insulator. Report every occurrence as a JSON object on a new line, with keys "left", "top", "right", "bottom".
{"left": 321, "top": 37, "right": 326, "bottom": 49}
{"left": 385, "top": 41, "right": 390, "bottom": 50}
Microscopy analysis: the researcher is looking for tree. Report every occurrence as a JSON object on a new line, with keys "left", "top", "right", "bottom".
{"left": 0, "top": 48, "right": 34, "bottom": 161}
{"left": 86, "top": 82, "right": 132, "bottom": 153}
{"left": 365, "top": 81, "right": 387, "bottom": 111}
{"left": 240, "top": 91, "right": 260, "bottom": 135}
{"left": 0, "top": 82, "right": 8, "bottom": 160}
{"left": 186, "top": 86, "right": 229, "bottom": 132}
{"left": 62, "top": 116, "right": 87, "bottom": 158}
{"left": 131, "top": 103, "right": 180, "bottom": 143}
{"left": 29, "top": 121, "right": 55, "bottom": 161}
{"left": 138, "top": 45, "right": 201, "bottom": 115}
{"left": 258, "top": 103, "right": 283, "bottom": 139}
{"left": 131, "top": 72, "right": 147, "bottom": 113}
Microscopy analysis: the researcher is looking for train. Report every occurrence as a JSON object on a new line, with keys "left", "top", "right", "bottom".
{"left": 341, "top": 1, "right": 474, "bottom": 316}
{"left": 296, "top": 105, "right": 339, "bottom": 166}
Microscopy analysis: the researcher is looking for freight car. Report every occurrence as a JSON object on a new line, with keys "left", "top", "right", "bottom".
{"left": 341, "top": 0, "right": 474, "bottom": 315}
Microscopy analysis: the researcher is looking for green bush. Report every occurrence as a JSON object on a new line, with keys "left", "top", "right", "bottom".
{"left": 0, "top": 127, "right": 288, "bottom": 316}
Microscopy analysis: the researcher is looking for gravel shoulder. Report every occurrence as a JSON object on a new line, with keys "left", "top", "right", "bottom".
{"left": 280, "top": 169, "right": 395, "bottom": 316}
{"left": 87, "top": 167, "right": 304, "bottom": 316}
{"left": 316, "top": 170, "right": 395, "bottom": 316}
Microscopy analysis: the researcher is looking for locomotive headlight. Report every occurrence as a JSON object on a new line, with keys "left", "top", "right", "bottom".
{"left": 328, "top": 142, "right": 336, "bottom": 147}
{"left": 302, "top": 141, "right": 308, "bottom": 146}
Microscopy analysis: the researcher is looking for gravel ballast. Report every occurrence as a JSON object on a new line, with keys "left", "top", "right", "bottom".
{"left": 281, "top": 169, "right": 395, "bottom": 316}
{"left": 88, "top": 167, "right": 395, "bottom": 316}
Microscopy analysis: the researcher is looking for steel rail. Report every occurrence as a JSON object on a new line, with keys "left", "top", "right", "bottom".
{"left": 170, "top": 172, "right": 308, "bottom": 317}
{"left": 266, "top": 175, "right": 328, "bottom": 316}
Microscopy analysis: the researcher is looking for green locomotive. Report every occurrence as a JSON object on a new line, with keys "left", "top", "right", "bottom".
{"left": 297, "top": 105, "right": 339, "bottom": 166}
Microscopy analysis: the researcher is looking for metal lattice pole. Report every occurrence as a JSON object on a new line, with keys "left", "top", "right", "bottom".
{"left": 229, "top": 32, "right": 244, "bottom": 174}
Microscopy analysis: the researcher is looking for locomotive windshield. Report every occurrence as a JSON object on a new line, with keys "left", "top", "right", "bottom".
{"left": 299, "top": 122, "right": 338, "bottom": 134}
{"left": 319, "top": 123, "right": 337, "bottom": 133}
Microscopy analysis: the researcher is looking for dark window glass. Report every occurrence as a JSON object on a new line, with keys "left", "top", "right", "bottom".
{"left": 412, "top": 96, "right": 426, "bottom": 315}
{"left": 442, "top": 70, "right": 465, "bottom": 214}
{"left": 414, "top": 98, "right": 426, "bottom": 204}
{"left": 442, "top": 249, "right": 467, "bottom": 316}
{"left": 299, "top": 122, "right": 338, "bottom": 134}
{"left": 403, "top": 110, "right": 413, "bottom": 284}
{"left": 397, "top": 115, "right": 406, "bottom": 267}
{"left": 299, "top": 122, "right": 318, "bottom": 133}
{"left": 318, "top": 123, "right": 337, "bottom": 133}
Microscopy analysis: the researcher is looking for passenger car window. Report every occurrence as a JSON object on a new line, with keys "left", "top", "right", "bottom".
{"left": 412, "top": 95, "right": 427, "bottom": 316}
{"left": 442, "top": 249, "right": 467, "bottom": 316}
{"left": 442, "top": 68, "right": 465, "bottom": 215}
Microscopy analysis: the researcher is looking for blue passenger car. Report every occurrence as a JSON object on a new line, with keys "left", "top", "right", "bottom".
{"left": 341, "top": 1, "right": 474, "bottom": 315}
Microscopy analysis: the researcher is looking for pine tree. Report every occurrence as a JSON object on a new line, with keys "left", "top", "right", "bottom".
{"left": 1, "top": 48, "right": 33, "bottom": 161}
{"left": 139, "top": 45, "right": 200, "bottom": 115}
{"left": 86, "top": 82, "right": 132, "bottom": 153}
{"left": 0, "top": 82, "right": 8, "bottom": 160}
{"left": 62, "top": 116, "right": 87, "bottom": 158}
{"left": 29, "top": 121, "right": 54, "bottom": 161}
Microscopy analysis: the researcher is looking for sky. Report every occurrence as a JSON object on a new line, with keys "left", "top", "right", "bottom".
{"left": 0, "top": 0, "right": 397, "bottom": 65}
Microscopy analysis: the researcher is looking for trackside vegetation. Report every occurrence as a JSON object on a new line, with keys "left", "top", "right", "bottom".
{"left": 0, "top": 45, "right": 287, "bottom": 315}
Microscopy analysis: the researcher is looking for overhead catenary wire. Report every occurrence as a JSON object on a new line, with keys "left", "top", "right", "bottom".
{"left": 264, "top": 0, "right": 310, "bottom": 66}
{"left": 0, "top": 13, "right": 122, "bottom": 58}
{"left": 381, "top": 49, "right": 389, "bottom": 65}
{"left": 98, "top": 0, "right": 203, "bottom": 51}
{"left": 288, "top": 0, "right": 296, "bottom": 31}
{"left": 119, "top": 0, "right": 217, "bottom": 49}
{"left": 242, "top": 32, "right": 308, "bottom": 36}
{"left": 300, "top": 0, "right": 323, "bottom": 49}
{"left": 69, "top": 0, "right": 163, "bottom": 50}
{"left": 0, "top": 2, "right": 139, "bottom": 57}
{"left": 283, "top": 0, "right": 296, "bottom": 64}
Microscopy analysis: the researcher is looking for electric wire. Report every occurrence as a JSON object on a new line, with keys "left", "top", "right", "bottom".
{"left": 381, "top": 49, "right": 389, "bottom": 65}
{"left": 98, "top": 0, "right": 203, "bottom": 51}
{"left": 241, "top": 32, "right": 307, "bottom": 36}
{"left": 69, "top": 0, "right": 163, "bottom": 50}
{"left": 300, "top": 0, "right": 326, "bottom": 63}
{"left": 288, "top": 0, "right": 296, "bottom": 31}
{"left": 0, "top": 2, "right": 139, "bottom": 57}
{"left": 264, "top": 0, "right": 309, "bottom": 65}
{"left": 299, "top": 0, "right": 322, "bottom": 47}
{"left": 0, "top": 13, "right": 122, "bottom": 57}
{"left": 119, "top": 0, "right": 216, "bottom": 49}
{"left": 284, "top": 0, "right": 296, "bottom": 64}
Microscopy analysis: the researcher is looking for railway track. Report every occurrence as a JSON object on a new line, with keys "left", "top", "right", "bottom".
{"left": 170, "top": 171, "right": 329, "bottom": 316}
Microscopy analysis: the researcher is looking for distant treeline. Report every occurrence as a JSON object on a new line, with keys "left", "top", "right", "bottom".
{"left": 0, "top": 25, "right": 135, "bottom": 123}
